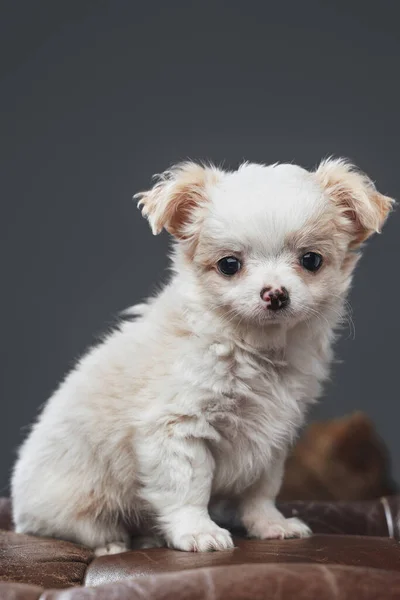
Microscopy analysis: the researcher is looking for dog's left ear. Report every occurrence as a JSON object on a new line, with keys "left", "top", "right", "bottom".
{"left": 315, "top": 158, "right": 395, "bottom": 246}
{"left": 136, "top": 162, "right": 222, "bottom": 238}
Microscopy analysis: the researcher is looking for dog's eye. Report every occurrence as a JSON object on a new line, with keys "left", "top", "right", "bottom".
{"left": 217, "top": 256, "right": 241, "bottom": 276}
{"left": 301, "top": 252, "right": 323, "bottom": 272}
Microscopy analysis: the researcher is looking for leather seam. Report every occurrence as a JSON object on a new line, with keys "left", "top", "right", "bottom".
{"left": 82, "top": 552, "right": 96, "bottom": 587}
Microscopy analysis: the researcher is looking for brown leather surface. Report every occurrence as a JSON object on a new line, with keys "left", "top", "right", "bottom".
{"left": 0, "top": 498, "right": 12, "bottom": 531}
{"left": 0, "top": 531, "right": 93, "bottom": 589}
{"left": 277, "top": 497, "right": 396, "bottom": 538}
{"left": 84, "top": 534, "right": 400, "bottom": 587}
{"left": 0, "top": 582, "right": 43, "bottom": 599}
{"left": 2, "top": 497, "right": 400, "bottom": 596}
{"left": 43, "top": 564, "right": 400, "bottom": 599}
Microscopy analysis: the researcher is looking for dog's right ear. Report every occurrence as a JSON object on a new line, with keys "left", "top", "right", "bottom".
{"left": 135, "top": 162, "right": 222, "bottom": 238}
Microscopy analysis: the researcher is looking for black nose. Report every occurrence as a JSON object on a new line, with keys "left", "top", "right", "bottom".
{"left": 260, "top": 287, "right": 290, "bottom": 311}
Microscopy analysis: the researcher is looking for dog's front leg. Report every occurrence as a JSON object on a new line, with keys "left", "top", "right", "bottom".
{"left": 140, "top": 434, "right": 234, "bottom": 552}
{"left": 240, "top": 456, "right": 311, "bottom": 539}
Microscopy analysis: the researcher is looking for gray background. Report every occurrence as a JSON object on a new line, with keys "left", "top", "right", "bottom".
{"left": 1, "top": 0, "right": 399, "bottom": 494}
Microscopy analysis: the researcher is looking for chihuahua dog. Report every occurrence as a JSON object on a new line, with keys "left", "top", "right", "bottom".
{"left": 12, "top": 159, "right": 394, "bottom": 555}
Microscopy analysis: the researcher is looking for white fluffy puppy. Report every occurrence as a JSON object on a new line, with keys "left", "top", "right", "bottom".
{"left": 12, "top": 159, "right": 394, "bottom": 555}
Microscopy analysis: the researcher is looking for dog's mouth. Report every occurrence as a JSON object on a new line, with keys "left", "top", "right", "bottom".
{"left": 257, "top": 302, "right": 313, "bottom": 327}
{"left": 255, "top": 304, "right": 293, "bottom": 324}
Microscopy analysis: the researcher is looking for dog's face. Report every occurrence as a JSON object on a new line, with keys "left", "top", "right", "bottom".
{"left": 137, "top": 159, "right": 393, "bottom": 328}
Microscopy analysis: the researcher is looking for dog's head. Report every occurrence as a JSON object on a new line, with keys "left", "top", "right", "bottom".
{"left": 137, "top": 159, "right": 394, "bottom": 328}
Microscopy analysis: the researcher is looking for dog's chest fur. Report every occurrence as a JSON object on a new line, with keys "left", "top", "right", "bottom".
{"left": 169, "top": 330, "right": 325, "bottom": 496}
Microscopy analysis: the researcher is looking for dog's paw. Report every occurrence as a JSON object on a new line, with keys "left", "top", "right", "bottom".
{"left": 94, "top": 542, "right": 129, "bottom": 556}
{"left": 250, "top": 517, "right": 311, "bottom": 540}
{"left": 170, "top": 527, "right": 234, "bottom": 552}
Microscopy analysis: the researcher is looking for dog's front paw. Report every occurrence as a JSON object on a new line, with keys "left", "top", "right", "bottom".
{"left": 249, "top": 517, "right": 311, "bottom": 540}
{"left": 170, "top": 526, "right": 234, "bottom": 552}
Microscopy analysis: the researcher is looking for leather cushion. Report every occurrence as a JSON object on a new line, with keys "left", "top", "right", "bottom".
{"left": 42, "top": 564, "right": 400, "bottom": 599}
{"left": 278, "top": 497, "right": 396, "bottom": 538}
{"left": 0, "top": 498, "right": 12, "bottom": 532}
{"left": 0, "top": 531, "right": 93, "bottom": 589}
{"left": 0, "top": 582, "right": 43, "bottom": 599}
{"left": 85, "top": 534, "right": 400, "bottom": 587}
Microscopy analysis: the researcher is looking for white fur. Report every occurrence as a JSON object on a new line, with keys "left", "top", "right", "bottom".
{"left": 11, "top": 159, "right": 393, "bottom": 554}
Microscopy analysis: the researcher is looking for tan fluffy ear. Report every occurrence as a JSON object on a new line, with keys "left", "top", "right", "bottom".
{"left": 135, "top": 162, "right": 221, "bottom": 238}
{"left": 315, "top": 158, "right": 395, "bottom": 246}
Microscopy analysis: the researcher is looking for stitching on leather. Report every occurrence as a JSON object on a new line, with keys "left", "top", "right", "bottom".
{"left": 380, "top": 496, "right": 394, "bottom": 538}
